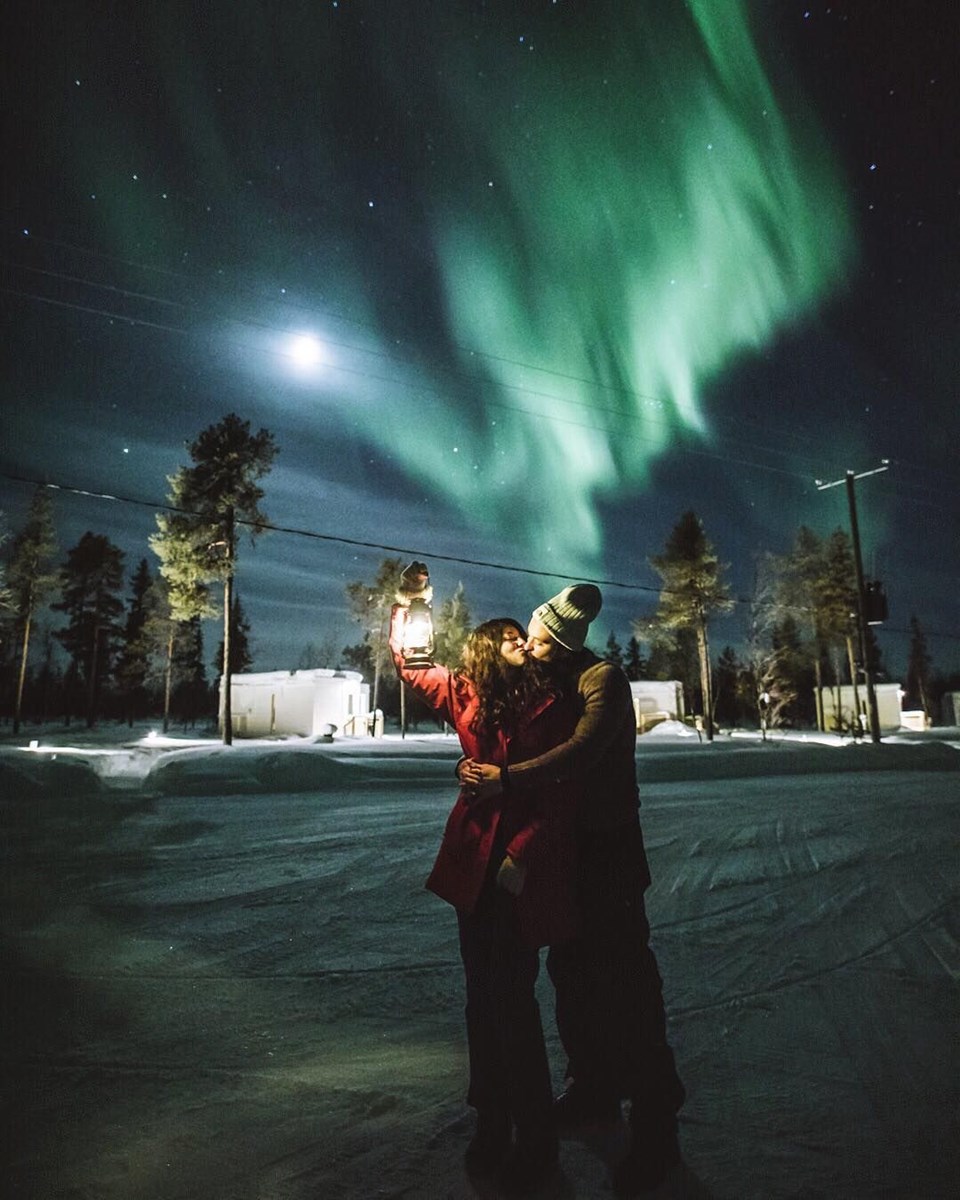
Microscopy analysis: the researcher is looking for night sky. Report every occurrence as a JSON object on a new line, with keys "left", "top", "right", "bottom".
{"left": 2, "top": 0, "right": 958, "bottom": 679}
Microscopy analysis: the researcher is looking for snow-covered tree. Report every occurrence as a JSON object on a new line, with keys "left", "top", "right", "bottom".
{"left": 344, "top": 557, "right": 404, "bottom": 717}
{"left": 433, "top": 581, "right": 472, "bottom": 669}
{"left": 154, "top": 413, "right": 277, "bottom": 744}
{"left": 649, "top": 511, "right": 733, "bottom": 740}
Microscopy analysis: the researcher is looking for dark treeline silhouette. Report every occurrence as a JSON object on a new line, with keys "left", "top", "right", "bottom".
{"left": 2, "top": 480, "right": 957, "bottom": 735}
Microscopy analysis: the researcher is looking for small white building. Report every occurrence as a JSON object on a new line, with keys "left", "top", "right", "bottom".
{"left": 817, "top": 682, "right": 904, "bottom": 734}
{"left": 227, "top": 669, "right": 372, "bottom": 738}
{"left": 630, "top": 680, "right": 685, "bottom": 732}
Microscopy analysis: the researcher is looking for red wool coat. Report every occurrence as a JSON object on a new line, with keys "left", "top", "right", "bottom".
{"left": 390, "top": 611, "right": 580, "bottom": 947}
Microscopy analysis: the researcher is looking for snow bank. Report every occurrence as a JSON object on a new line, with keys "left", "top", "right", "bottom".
{"left": 0, "top": 749, "right": 102, "bottom": 804}
{"left": 145, "top": 744, "right": 364, "bottom": 795}
{"left": 643, "top": 718, "right": 698, "bottom": 738}
{"left": 2, "top": 727, "right": 958, "bottom": 801}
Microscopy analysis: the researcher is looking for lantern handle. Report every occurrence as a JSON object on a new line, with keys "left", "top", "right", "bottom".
{"left": 397, "top": 560, "right": 432, "bottom": 605}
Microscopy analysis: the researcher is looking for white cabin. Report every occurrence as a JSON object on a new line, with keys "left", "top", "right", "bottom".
{"left": 629, "top": 680, "right": 685, "bottom": 732}
{"left": 226, "top": 669, "right": 372, "bottom": 738}
{"left": 817, "top": 682, "right": 904, "bottom": 734}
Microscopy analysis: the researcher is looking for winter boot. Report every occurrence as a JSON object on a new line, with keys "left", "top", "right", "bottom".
{"left": 463, "top": 1108, "right": 511, "bottom": 1177}
{"left": 612, "top": 1113, "right": 680, "bottom": 1196}
{"left": 498, "top": 1131, "right": 560, "bottom": 1196}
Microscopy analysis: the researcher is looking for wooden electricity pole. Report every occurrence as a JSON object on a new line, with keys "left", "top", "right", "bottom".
{"left": 816, "top": 463, "right": 889, "bottom": 744}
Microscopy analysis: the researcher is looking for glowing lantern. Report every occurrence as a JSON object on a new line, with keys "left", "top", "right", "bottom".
{"left": 400, "top": 596, "right": 435, "bottom": 669}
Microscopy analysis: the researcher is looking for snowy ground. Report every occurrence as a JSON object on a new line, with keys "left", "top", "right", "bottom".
{"left": 2, "top": 722, "right": 958, "bottom": 1200}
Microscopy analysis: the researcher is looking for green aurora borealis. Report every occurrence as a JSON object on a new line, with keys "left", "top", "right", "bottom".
{"left": 364, "top": 0, "right": 854, "bottom": 563}
{"left": 5, "top": 0, "right": 958, "bottom": 671}
{"left": 67, "top": 1, "right": 855, "bottom": 569}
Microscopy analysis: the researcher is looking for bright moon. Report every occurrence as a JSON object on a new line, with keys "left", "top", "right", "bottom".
{"left": 288, "top": 334, "right": 323, "bottom": 369}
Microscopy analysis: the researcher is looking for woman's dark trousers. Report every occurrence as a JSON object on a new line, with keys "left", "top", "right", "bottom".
{"left": 457, "top": 882, "right": 554, "bottom": 1143}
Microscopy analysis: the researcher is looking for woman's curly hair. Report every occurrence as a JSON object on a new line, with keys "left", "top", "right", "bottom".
{"left": 461, "top": 617, "right": 551, "bottom": 744}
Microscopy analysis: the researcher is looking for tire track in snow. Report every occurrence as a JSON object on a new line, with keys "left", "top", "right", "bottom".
{"left": 671, "top": 889, "right": 958, "bottom": 1017}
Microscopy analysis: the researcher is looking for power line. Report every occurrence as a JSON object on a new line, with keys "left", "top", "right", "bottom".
{"left": 8, "top": 231, "right": 945, "bottom": 491}
{"left": 0, "top": 229, "right": 918, "bottom": 450}
{"left": 4, "top": 275, "right": 923, "bottom": 496}
{"left": 0, "top": 468, "right": 663, "bottom": 594}
{"left": 4, "top": 469, "right": 958, "bottom": 643}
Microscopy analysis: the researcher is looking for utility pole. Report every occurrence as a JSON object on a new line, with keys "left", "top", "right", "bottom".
{"left": 815, "top": 463, "right": 888, "bottom": 743}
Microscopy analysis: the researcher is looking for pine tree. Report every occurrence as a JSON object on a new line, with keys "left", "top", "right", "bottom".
{"left": 746, "top": 552, "right": 802, "bottom": 732}
{"left": 116, "top": 558, "right": 154, "bottom": 725}
{"left": 6, "top": 486, "right": 58, "bottom": 733}
{"left": 296, "top": 638, "right": 340, "bottom": 670}
{"left": 32, "top": 626, "right": 61, "bottom": 724}
{"left": 172, "top": 616, "right": 209, "bottom": 727}
{"left": 905, "top": 616, "right": 932, "bottom": 721}
{"left": 713, "top": 645, "right": 745, "bottom": 729}
{"left": 770, "top": 616, "right": 814, "bottom": 725}
{"left": 216, "top": 593, "right": 253, "bottom": 676}
{"left": 433, "top": 582, "right": 472, "bottom": 668}
{"left": 603, "top": 631, "right": 624, "bottom": 668}
{"left": 774, "top": 526, "right": 871, "bottom": 731}
{"left": 649, "top": 511, "right": 733, "bottom": 741}
{"left": 52, "top": 532, "right": 126, "bottom": 727}
{"left": 149, "top": 518, "right": 215, "bottom": 732}
{"left": 772, "top": 528, "right": 828, "bottom": 728}
{"left": 344, "top": 557, "right": 405, "bottom": 719}
{"left": 820, "top": 530, "right": 861, "bottom": 726}
{"left": 623, "top": 636, "right": 647, "bottom": 681}
{"left": 637, "top": 623, "right": 698, "bottom": 694}
{"left": 154, "top": 413, "right": 277, "bottom": 744}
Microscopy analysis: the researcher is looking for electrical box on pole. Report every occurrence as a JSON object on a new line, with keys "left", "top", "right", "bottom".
{"left": 865, "top": 580, "right": 888, "bottom": 625}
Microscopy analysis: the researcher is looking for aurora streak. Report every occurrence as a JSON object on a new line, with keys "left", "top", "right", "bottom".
{"left": 352, "top": 1, "right": 853, "bottom": 566}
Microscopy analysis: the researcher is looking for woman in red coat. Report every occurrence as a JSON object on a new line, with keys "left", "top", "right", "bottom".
{"left": 390, "top": 605, "right": 579, "bottom": 1195}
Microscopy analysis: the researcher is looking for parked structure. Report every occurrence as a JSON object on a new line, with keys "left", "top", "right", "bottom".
{"left": 227, "top": 669, "right": 373, "bottom": 738}
{"left": 818, "top": 682, "right": 904, "bottom": 735}
{"left": 630, "top": 680, "right": 685, "bottom": 732}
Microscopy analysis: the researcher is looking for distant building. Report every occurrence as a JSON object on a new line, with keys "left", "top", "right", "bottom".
{"left": 629, "top": 680, "right": 685, "bottom": 732}
{"left": 817, "top": 682, "right": 904, "bottom": 734}
{"left": 227, "top": 669, "right": 373, "bottom": 738}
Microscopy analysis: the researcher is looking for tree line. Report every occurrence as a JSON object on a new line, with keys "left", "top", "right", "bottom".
{"left": 0, "top": 414, "right": 273, "bottom": 739}
{"left": 332, "top": 512, "right": 950, "bottom": 742}
{"left": 0, "top": 416, "right": 952, "bottom": 740}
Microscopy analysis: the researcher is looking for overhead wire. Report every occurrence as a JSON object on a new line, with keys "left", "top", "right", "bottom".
{"left": 5, "top": 468, "right": 958, "bottom": 646}
{"left": 2, "top": 269, "right": 930, "bottom": 498}
{"left": 1, "top": 228, "right": 955, "bottom": 599}
{"left": 0, "top": 468, "right": 662, "bottom": 595}
{"left": 5, "top": 228, "right": 943, "bottom": 493}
